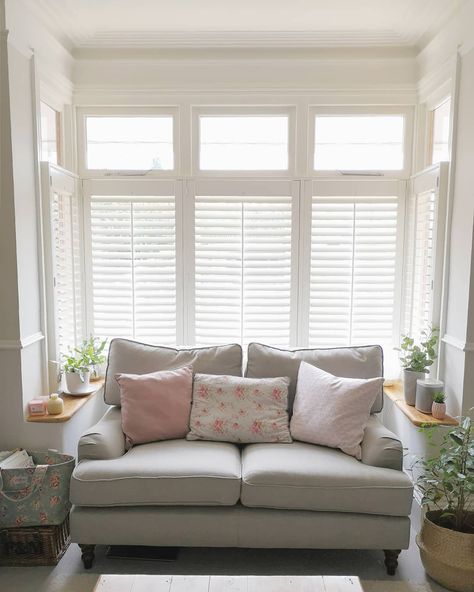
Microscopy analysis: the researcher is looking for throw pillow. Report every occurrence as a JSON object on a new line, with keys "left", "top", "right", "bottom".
{"left": 187, "top": 374, "right": 292, "bottom": 443}
{"left": 290, "top": 361, "right": 383, "bottom": 459}
{"left": 116, "top": 365, "right": 193, "bottom": 447}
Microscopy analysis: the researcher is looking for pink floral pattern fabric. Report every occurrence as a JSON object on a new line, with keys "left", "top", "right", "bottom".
{"left": 187, "top": 374, "right": 292, "bottom": 443}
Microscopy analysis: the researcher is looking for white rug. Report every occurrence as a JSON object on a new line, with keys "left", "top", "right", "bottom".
{"left": 35, "top": 576, "right": 438, "bottom": 592}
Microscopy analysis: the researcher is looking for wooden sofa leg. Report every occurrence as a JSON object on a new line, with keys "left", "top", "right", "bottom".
{"left": 383, "top": 549, "right": 401, "bottom": 575}
{"left": 79, "top": 544, "right": 96, "bottom": 569}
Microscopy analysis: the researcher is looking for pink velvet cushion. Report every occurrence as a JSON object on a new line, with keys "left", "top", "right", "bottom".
{"left": 116, "top": 365, "right": 193, "bottom": 447}
{"left": 290, "top": 362, "right": 383, "bottom": 459}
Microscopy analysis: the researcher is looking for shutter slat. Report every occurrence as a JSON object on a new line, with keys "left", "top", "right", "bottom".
{"left": 90, "top": 197, "right": 176, "bottom": 344}
{"left": 309, "top": 196, "right": 398, "bottom": 347}
{"left": 194, "top": 196, "right": 293, "bottom": 346}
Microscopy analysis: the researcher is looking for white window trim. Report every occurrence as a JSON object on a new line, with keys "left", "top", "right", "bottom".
{"left": 308, "top": 105, "right": 414, "bottom": 179}
{"left": 77, "top": 106, "right": 180, "bottom": 179}
{"left": 191, "top": 106, "right": 297, "bottom": 178}
{"left": 82, "top": 178, "right": 185, "bottom": 344}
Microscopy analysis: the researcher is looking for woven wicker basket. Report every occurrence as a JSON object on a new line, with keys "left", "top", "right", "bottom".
{"left": 0, "top": 515, "right": 70, "bottom": 566}
{"left": 416, "top": 510, "right": 474, "bottom": 592}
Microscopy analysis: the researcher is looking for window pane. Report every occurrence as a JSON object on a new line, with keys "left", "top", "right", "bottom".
{"left": 90, "top": 197, "right": 176, "bottom": 344}
{"left": 309, "top": 196, "right": 398, "bottom": 347}
{"left": 431, "top": 99, "right": 451, "bottom": 164}
{"left": 40, "top": 102, "right": 60, "bottom": 164}
{"left": 86, "top": 117, "right": 174, "bottom": 170}
{"left": 195, "top": 196, "right": 292, "bottom": 346}
{"left": 314, "top": 115, "right": 405, "bottom": 170}
{"left": 199, "top": 116, "right": 288, "bottom": 170}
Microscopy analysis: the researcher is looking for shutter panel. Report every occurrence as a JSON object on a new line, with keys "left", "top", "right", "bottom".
{"left": 51, "top": 191, "right": 83, "bottom": 357}
{"left": 194, "top": 196, "right": 293, "bottom": 346}
{"left": 90, "top": 197, "right": 176, "bottom": 344}
{"left": 404, "top": 190, "right": 435, "bottom": 339}
{"left": 309, "top": 196, "right": 398, "bottom": 347}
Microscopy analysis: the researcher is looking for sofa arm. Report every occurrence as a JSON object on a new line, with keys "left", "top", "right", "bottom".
{"left": 78, "top": 406, "right": 125, "bottom": 461}
{"left": 360, "top": 415, "right": 403, "bottom": 471}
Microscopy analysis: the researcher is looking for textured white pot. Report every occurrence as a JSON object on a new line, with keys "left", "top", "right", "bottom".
{"left": 65, "top": 369, "right": 91, "bottom": 395}
{"left": 403, "top": 369, "right": 426, "bottom": 406}
{"left": 431, "top": 401, "right": 447, "bottom": 420}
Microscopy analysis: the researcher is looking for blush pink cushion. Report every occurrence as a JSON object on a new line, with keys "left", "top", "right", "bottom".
{"left": 116, "top": 365, "right": 193, "bottom": 447}
{"left": 290, "top": 362, "right": 383, "bottom": 459}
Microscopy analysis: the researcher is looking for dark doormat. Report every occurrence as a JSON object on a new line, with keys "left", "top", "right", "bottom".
{"left": 107, "top": 545, "right": 179, "bottom": 561}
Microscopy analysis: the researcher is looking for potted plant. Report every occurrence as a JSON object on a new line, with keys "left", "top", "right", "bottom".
{"left": 431, "top": 391, "right": 447, "bottom": 420}
{"left": 415, "top": 417, "right": 474, "bottom": 591}
{"left": 396, "top": 327, "right": 438, "bottom": 405}
{"left": 75, "top": 336, "right": 107, "bottom": 381}
{"left": 62, "top": 352, "right": 91, "bottom": 395}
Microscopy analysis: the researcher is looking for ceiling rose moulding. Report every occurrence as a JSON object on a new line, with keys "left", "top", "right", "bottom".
{"left": 74, "top": 30, "right": 419, "bottom": 50}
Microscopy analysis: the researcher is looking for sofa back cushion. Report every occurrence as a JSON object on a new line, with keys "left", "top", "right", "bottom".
{"left": 245, "top": 342, "right": 384, "bottom": 414}
{"left": 104, "top": 339, "right": 243, "bottom": 405}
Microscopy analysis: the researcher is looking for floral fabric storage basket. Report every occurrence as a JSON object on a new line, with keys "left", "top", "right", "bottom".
{"left": 0, "top": 451, "right": 74, "bottom": 528}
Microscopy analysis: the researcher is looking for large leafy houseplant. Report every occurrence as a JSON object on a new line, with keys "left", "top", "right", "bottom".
{"left": 397, "top": 326, "right": 439, "bottom": 373}
{"left": 415, "top": 415, "right": 474, "bottom": 591}
{"left": 396, "top": 327, "right": 439, "bottom": 405}
{"left": 416, "top": 416, "right": 474, "bottom": 532}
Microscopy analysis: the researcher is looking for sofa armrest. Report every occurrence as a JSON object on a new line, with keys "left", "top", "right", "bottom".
{"left": 78, "top": 406, "right": 125, "bottom": 461}
{"left": 360, "top": 415, "right": 403, "bottom": 471}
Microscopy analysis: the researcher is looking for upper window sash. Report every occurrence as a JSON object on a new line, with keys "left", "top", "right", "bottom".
{"left": 192, "top": 106, "right": 296, "bottom": 177}
{"left": 308, "top": 106, "right": 414, "bottom": 179}
{"left": 77, "top": 107, "right": 179, "bottom": 178}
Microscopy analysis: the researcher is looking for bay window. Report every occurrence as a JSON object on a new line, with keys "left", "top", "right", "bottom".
{"left": 42, "top": 103, "right": 448, "bottom": 365}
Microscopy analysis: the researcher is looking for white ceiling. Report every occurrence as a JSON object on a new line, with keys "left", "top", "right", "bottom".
{"left": 24, "top": 0, "right": 462, "bottom": 51}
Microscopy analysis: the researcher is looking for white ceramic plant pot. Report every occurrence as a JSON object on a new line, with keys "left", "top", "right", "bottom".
{"left": 65, "top": 369, "right": 91, "bottom": 395}
{"left": 431, "top": 401, "right": 447, "bottom": 420}
{"left": 403, "top": 369, "right": 426, "bottom": 406}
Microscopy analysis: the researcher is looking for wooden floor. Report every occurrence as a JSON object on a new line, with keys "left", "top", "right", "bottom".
{"left": 94, "top": 575, "right": 362, "bottom": 592}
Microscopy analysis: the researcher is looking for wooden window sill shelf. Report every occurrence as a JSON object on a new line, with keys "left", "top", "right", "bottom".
{"left": 384, "top": 381, "right": 458, "bottom": 427}
{"left": 26, "top": 379, "right": 104, "bottom": 423}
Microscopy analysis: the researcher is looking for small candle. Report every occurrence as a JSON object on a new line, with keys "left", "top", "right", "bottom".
{"left": 28, "top": 398, "right": 47, "bottom": 416}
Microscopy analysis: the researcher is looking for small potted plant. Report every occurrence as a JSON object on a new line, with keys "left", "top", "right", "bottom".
{"left": 415, "top": 417, "right": 474, "bottom": 591}
{"left": 431, "top": 391, "right": 447, "bottom": 420}
{"left": 75, "top": 336, "right": 107, "bottom": 381}
{"left": 396, "top": 326, "right": 438, "bottom": 406}
{"left": 62, "top": 352, "right": 91, "bottom": 395}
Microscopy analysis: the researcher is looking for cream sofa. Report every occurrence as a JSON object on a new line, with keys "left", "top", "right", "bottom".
{"left": 70, "top": 340, "right": 413, "bottom": 575}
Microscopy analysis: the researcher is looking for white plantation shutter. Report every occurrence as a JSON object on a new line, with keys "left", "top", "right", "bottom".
{"left": 194, "top": 195, "right": 293, "bottom": 346}
{"left": 51, "top": 191, "right": 83, "bottom": 356}
{"left": 90, "top": 196, "right": 176, "bottom": 344}
{"left": 403, "top": 190, "right": 436, "bottom": 340}
{"left": 309, "top": 196, "right": 399, "bottom": 347}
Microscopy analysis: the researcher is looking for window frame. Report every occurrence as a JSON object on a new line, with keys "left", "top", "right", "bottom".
{"left": 298, "top": 178, "right": 406, "bottom": 349}
{"left": 403, "top": 163, "right": 449, "bottom": 349}
{"left": 308, "top": 106, "right": 414, "bottom": 179}
{"left": 82, "top": 178, "right": 185, "bottom": 344}
{"left": 40, "top": 162, "right": 84, "bottom": 365}
{"left": 77, "top": 107, "right": 180, "bottom": 178}
{"left": 185, "top": 178, "right": 301, "bottom": 346}
{"left": 192, "top": 106, "right": 297, "bottom": 178}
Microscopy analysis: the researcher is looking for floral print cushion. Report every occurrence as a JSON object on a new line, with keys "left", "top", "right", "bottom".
{"left": 187, "top": 374, "right": 292, "bottom": 443}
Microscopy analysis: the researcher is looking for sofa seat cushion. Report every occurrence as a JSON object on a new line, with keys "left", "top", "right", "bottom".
{"left": 241, "top": 442, "right": 413, "bottom": 517}
{"left": 71, "top": 440, "right": 241, "bottom": 507}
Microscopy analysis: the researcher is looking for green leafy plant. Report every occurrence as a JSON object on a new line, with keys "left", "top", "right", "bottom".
{"left": 62, "top": 352, "right": 89, "bottom": 379}
{"left": 75, "top": 336, "right": 107, "bottom": 367}
{"left": 396, "top": 326, "right": 439, "bottom": 373}
{"left": 415, "top": 416, "right": 474, "bottom": 533}
{"left": 433, "top": 391, "right": 446, "bottom": 404}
